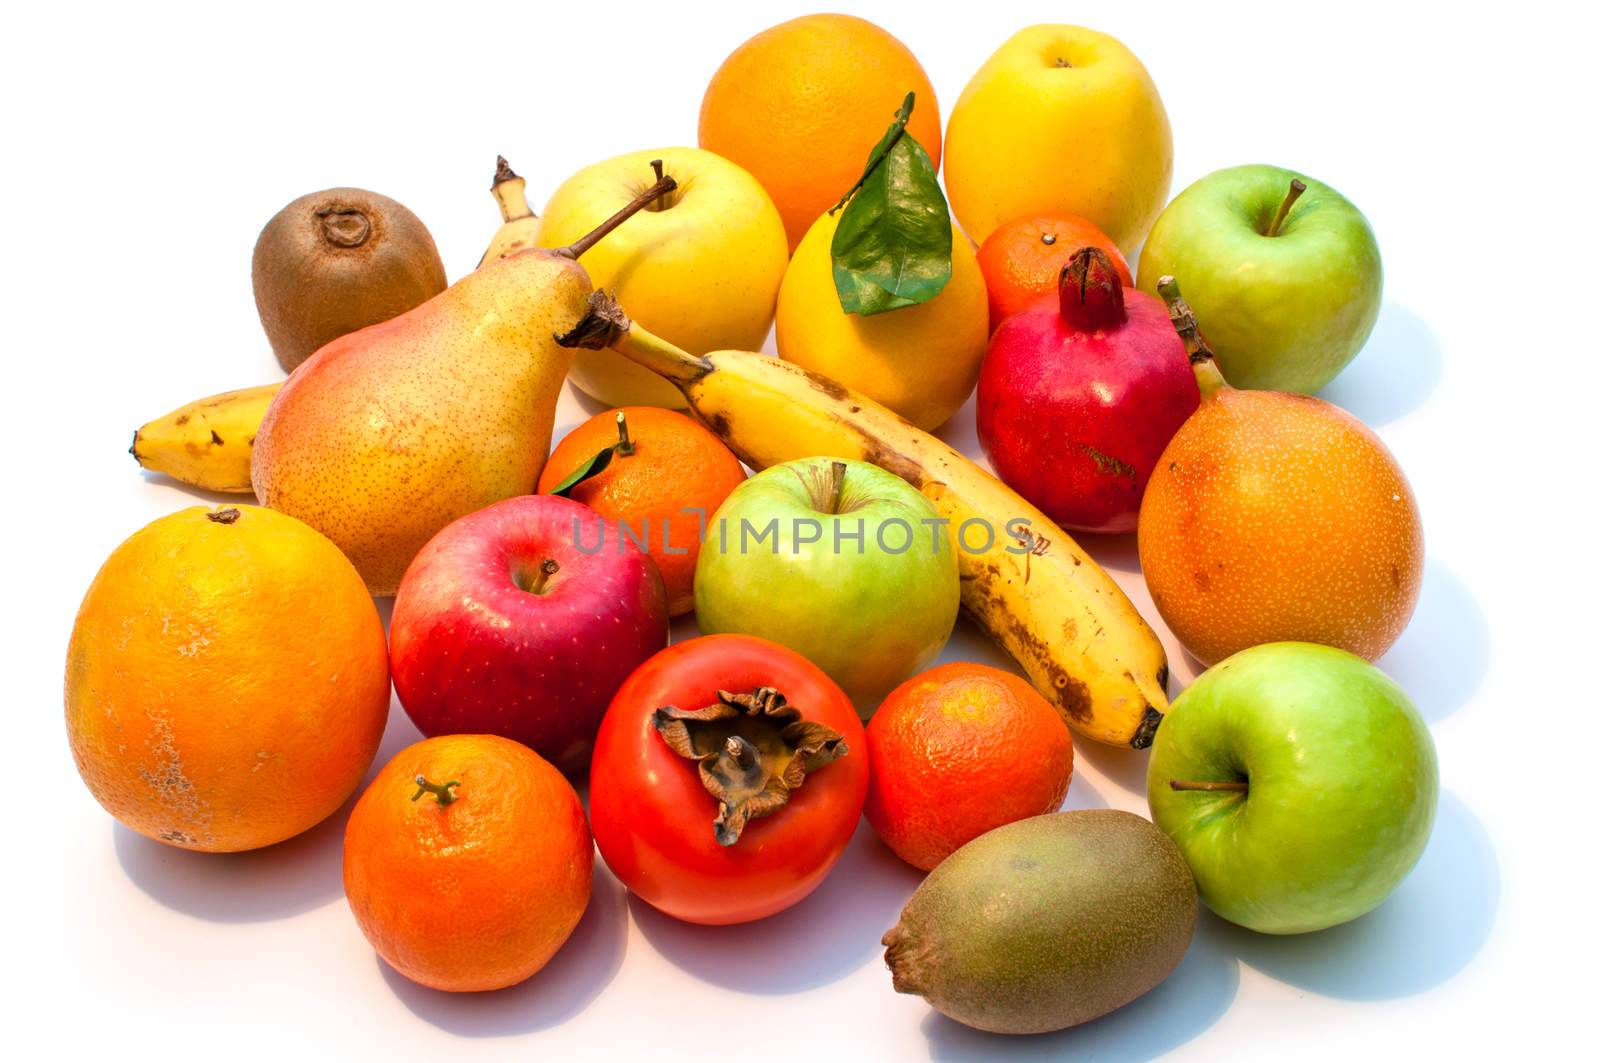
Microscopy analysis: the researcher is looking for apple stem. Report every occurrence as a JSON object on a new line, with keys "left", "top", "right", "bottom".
{"left": 615, "top": 411, "right": 635, "bottom": 456}
{"left": 828, "top": 460, "right": 848, "bottom": 515}
{"left": 1155, "top": 276, "right": 1230, "bottom": 398}
{"left": 526, "top": 558, "right": 560, "bottom": 595}
{"left": 1169, "top": 778, "right": 1248, "bottom": 793}
{"left": 411, "top": 775, "right": 461, "bottom": 806}
{"left": 1265, "top": 178, "right": 1307, "bottom": 238}
{"left": 555, "top": 170, "right": 677, "bottom": 259}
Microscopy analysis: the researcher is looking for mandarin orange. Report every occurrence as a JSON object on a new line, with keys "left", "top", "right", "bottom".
{"left": 865, "top": 663, "right": 1074, "bottom": 870}
{"left": 976, "top": 212, "right": 1132, "bottom": 330}
{"left": 343, "top": 734, "right": 593, "bottom": 992}
{"left": 536, "top": 406, "right": 745, "bottom": 616}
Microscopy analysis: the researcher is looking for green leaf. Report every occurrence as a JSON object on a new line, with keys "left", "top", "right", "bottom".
{"left": 549, "top": 445, "right": 615, "bottom": 497}
{"left": 830, "top": 92, "right": 953, "bottom": 316}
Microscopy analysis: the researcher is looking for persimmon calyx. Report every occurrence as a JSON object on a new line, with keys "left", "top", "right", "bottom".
{"left": 651, "top": 686, "right": 849, "bottom": 847}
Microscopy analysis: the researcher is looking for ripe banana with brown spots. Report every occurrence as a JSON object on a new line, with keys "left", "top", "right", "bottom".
{"left": 558, "top": 291, "right": 1171, "bottom": 747}
{"left": 130, "top": 383, "right": 281, "bottom": 494}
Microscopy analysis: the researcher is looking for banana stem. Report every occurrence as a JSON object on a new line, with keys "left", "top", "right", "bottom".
{"left": 555, "top": 290, "right": 711, "bottom": 387}
{"left": 555, "top": 174, "right": 677, "bottom": 260}
{"left": 490, "top": 155, "right": 535, "bottom": 222}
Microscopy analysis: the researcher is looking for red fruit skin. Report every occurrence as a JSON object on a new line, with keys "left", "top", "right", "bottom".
{"left": 389, "top": 494, "right": 669, "bottom": 776}
{"left": 976, "top": 288, "right": 1201, "bottom": 533}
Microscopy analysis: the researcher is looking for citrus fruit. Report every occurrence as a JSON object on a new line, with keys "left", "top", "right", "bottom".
{"left": 65, "top": 505, "right": 390, "bottom": 852}
{"left": 536, "top": 406, "right": 746, "bottom": 616}
{"left": 776, "top": 209, "right": 989, "bottom": 430}
{"left": 864, "top": 663, "right": 1075, "bottom": 870}
{"left": 699, "top": 13, "right": 942, "bottom": 251}
{"left": 1138, "top": 387, "right": 1424, "bottom": 665}
{"left": 343, "top": 734, "right": 593, "bottom": 992}
{"left": 976, "top": 212, "right": 1133, "bottom": 330}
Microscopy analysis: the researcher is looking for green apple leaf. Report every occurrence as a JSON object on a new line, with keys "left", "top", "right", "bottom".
{"left": 548, "top": 445, "right": 615, "bottom": 497}
{"left": 830, "top": 92, "right": 953, "bottom": 316}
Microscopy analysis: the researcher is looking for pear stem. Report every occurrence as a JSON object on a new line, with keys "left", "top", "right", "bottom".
{"left": 1265, "top": 178, "right": 1307, "bottom": 237}
{"left": 555, "top": 172, "right": 677, "bottom": 260}
{"left": 1155, "top": 276, "right": 1229, "bottom": 398}
{"left": 1169, "top": 779, "right": 1249, "bottom": 793}
{"left": 412, "top": 775, "right": 461, "bottom": 806}
{"left": 615, "top": 411, "right": 635, "bottom": 456}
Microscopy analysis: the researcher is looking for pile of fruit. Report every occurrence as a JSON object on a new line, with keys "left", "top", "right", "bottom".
{"left": 73, "top": 15, "right": 1436, "bottom": 1035}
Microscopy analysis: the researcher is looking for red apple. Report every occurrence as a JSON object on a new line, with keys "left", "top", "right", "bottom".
{"left": 389, "top": 494, "right": 668, "bottom": 775}
{"left": 976, "top": 247, "right": 1200, "bottom": 534}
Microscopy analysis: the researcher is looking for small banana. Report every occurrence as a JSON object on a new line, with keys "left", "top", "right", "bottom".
{"left": 558, "top": 292, "right": 1171, "bottom": 748}
{"left": 477, "top": 155, "right": 540, "bottom": 267}
{"left": 130, "top": 383, "right": 282, "bottom": 494}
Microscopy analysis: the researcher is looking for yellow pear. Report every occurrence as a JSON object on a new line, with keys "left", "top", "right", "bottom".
{"left": 943, "top": 25, "right": 1172, "bottom": 250}
{"left": 252, "top": 179, "right": 673, "bottom": 595}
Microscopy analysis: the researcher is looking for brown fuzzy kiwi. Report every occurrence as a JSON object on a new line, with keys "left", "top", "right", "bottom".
{"left": 252, "top": 188, "right": 447, "bottom": 371}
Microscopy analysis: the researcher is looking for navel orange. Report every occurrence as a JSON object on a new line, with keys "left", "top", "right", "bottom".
{"left": 699, "top": 14, "right": 942, "bottom": 251}
{"left": 65, "top": 505, "right": 390, "bottom": 852}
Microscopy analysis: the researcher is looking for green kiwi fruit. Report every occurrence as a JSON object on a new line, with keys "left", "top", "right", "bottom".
{"left": 252, "top": 188, "right": 447, "bottom": 371}
{"left": 883, "top": 810, "right": 1197, "bottom": 1034}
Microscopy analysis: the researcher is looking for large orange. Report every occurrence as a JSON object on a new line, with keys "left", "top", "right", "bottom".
{"left": 699, "top": 14, "right": 942, "bottom": 251}
{"left": 343, "top": 734, "right": 593, "bottom": 992}
{"left": 65, "top": 505, "right": 390, "bottom": 852}
{"left": 537, "top": 406, "right": 745, "bottom": 616}
{"left": 976, "top": 212, "right": 1133, "bottom": 330}
{"left": 865, "top": 663, "right": 1074, "bottom": 870}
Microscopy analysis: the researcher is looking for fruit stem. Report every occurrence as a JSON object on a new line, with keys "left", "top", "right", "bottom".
{"left": 615, "top": 411, "right": 635, "bottom": 456}
{"left": 555, "top": 291, "right": 712, "bottom": 389}
{"left": 1265, "top": 178, "right": 1307, "bottom": 238}
{"left": 1155, "top": 276, "right": 1229, "bottom": 398}
{"left": 207, "top": 507, "right": 242, "bottom": 525}
{"left": 554, "top": 172, "right": 677, "bottom": 260}
{"left": 411, "top": 775, "right": 461, "bottom": 806}
{"left": 490, "top": 155, "right": 535, "bottom": 222}
{"left": 828, "top": 460, "right": 848, "bottom": 515}
{"left": 1169, "top": 779, "right": 1249, "bottom": 793}
{"left": 526, "top": 558, "right": 560, "bottom": 594}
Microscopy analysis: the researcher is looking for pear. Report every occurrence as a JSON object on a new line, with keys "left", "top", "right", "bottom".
{"left": 251, "top": 173, "right": 675, "bottom": 595}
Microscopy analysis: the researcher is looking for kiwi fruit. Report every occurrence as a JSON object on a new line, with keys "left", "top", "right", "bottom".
{"left": 252, "top": 187, "right": 447, "bottom": 371}
{"left": 883, "top": 810, "right": 1197, "bottom": 1035}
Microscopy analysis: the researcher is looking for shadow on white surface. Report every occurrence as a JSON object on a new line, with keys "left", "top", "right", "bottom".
{"left": 378, "top": 862, "right": 630, "bottom": 1035}
{"left": 629, "top": 820, "right": 924, "bottom": 994}
{"left": 113, "top": 694, "right": 420, "bottom": 923}
{"left": 1378, "top": 560, "right": 1488, "bottom": 723}
{"left": 918, "top": 912, "right": 1240, "bottom": 1062}
{"left": 1318, "top": 302, "right": 1442, "bottom": 426}
{"left": 1073, "top": 740, "right": 1152, "bottom": 802}
{"left": 1074, "top": 531, "right": 1142, "bottom": 578}
{"left": 1217, "top": 791, "right": 1497, "bottom": 1000}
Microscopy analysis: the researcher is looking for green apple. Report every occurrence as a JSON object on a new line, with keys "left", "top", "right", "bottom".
{"left": 536, "top": 146, "right": 789, "bottom": 409}
{"left": 1146, "top": 642, "right": 1436, "bottom": 934}
{"left": 1136, "top": 164, "right": 1382, "bottom": 393}
{"left": 694, "top": 457, "right": 959, "bottom": 709}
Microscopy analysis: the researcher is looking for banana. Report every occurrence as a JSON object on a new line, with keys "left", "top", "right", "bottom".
{"left": 558, "top": 292, "right": 1171, "bottom": 748}
{"left": 130, "top": 383, "right": 281, "bottom": 494}
{"left": 477, "top": 155, "right": 541, "bottom": 267}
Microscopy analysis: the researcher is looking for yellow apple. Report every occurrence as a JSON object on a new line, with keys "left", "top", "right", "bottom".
{"left": 536, "top": 147, "right": 789, "bottom": 408}
{"left": 943, "top": 25, "right": 1173, "bottom": 251}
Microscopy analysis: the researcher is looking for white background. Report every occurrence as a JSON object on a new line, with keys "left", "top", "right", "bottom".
{"left": 11, "top": 1, "right": 1598, "bottom": 1058}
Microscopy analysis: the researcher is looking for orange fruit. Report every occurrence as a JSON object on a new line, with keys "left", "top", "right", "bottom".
{"left": 699, "top": 13, "right": 942, "bottom": 251}
{"left": 976, "top": 212, "right": 1133, "bottom": 330}
{"left": 65, "top": 505, "right": 390, "bottom": 852}
{"left": 864, "top": 663, "right": 1074, "bottom": 870}
{"left": 1138, "top": 388, "right": 1424, "bottom": 665}
{"left": 536, "top": 406, "right": 745, "bottom": 616}
{"left": 343, "top": 734, "right": 593, "bottom": 992}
